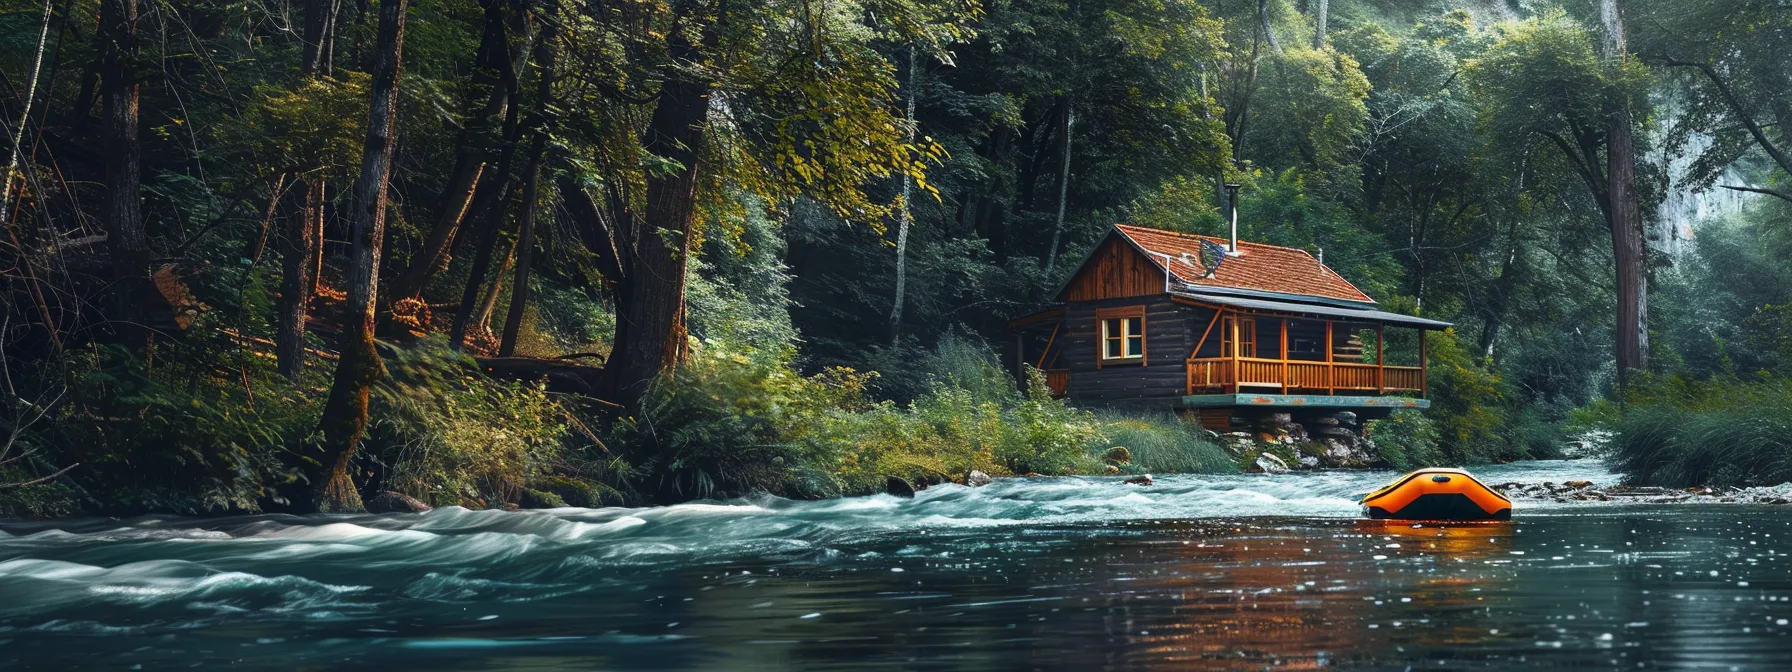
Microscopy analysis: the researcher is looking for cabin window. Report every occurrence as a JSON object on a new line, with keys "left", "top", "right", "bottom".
{"left": 1102, "top": 317, "right": 1144, "bottom": 360}
{"left": 1220, "top": 317, "right": 1258, "bottom": 358}
{"left": 1096, "top": 306, "right": 1147, "bottom": 363}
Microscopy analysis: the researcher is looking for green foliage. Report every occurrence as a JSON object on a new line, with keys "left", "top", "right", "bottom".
{"left": 1367, "top": 410, "right": 1444, "bottom": 471}
{"left": 218, "top": 75, "right": 371, "bottom": 179}
{"left": 51, "top": 344, "right": 318, "bottom": 515}
{"left": 366, "top": 338, "right": 569, "bottom": 508}
{"left": 1608, "top": 376, "right": 1792, "bottom": 488}
{"left": 1248, "top": 46, "right": 1371, "bottom": 171}
{"left": 1422, "top": 328, "right": 1523, "bottom": 462}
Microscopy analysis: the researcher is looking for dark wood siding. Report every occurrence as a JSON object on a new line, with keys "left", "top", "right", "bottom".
{"left": 1062, "top": 236, "right": 1167, "bottom": 301}
{"left": 1060, "top": 296, "right": 1210, "bottom": 409}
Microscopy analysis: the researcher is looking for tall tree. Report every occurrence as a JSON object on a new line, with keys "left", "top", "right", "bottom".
{"left": 98, "top": 0, "right": 151, "bottom": 333}
{"left": 1600, "top": 0, "right": 1648, "bottom": 382}
{"left": 307, "top": 0, "right": 409, "bottom": 513}
{"left": 1470, "top": 11, "right": 1652, "bottom": 386}
{"left": 276, "top": 0, "right": 345, "bottom": 381}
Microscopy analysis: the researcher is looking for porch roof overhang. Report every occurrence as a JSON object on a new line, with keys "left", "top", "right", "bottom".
{"left": 1007, "top": 306, "right": 1066, "bottom": 329}
{"left": 1171, "top": 291, "right": 1454, "bottom": 330}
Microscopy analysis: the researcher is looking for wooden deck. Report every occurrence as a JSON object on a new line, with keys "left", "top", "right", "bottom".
{"left": 1185, "top": 357, "right": 1424, "bottom": 396}
{"left": 1180, "top": 393, "right": 1431, "bottom": 410}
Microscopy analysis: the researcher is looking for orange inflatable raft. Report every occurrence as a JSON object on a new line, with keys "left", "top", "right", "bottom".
{"left": 1360, "top": 468, "right": 1512, "bottom": 521}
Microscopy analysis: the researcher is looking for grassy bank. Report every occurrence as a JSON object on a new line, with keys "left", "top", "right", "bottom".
{"left": 1, "top": 337, "right": 1237, "bottom": 518}
{"left": 1602, "top": 376, "right": 1792, "bottom": 488}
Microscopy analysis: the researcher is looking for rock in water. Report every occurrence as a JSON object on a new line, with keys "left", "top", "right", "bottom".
{"left": 965, "top": 470, "right": 993, "bottom": 487}
{"left": 1124, "top": 474, "right": 1154, "bottom": 486}
{"left": 886, "top": 476, "right": 917, "bottom": 498}
{"left": 366, "top": 491, "right": 432, "bottom": 514}
{"left": 1252, "top": 453, "right": 1290, "bottom": 474}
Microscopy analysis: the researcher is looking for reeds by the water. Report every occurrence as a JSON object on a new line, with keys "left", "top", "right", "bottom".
{"left": 1609, "top": 379, "right": 1792, "bottom": 488}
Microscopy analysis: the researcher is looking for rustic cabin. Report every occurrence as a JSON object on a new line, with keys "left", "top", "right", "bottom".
{"left": 1010, "top": 204, "right": 1451, "bottom": 433}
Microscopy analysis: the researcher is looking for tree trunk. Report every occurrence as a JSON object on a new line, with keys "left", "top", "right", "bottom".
{"left": 309, "top": 0, "right": 407, "bottom": 514}
{"left": 478, "top": 241, "right": 516, "bottom": 334}
{"left": 301, "top": 0, "right": 341, "bottom": 76}
{"left": 497, "top": 165, "right": 538, "bottom": 356}
{"left": 386, "top": 0, "right": 516, "bottom": 302}
{"left": 1044, "top": 102, "right": 1073, "bottom": 271}
{"left": 498, "top": 6, "right": 557, "bottom": 356}
{"left": 595, "top": 32, "right": 709, "bottom": 409}
{"left": 1601, "top": 0, "right": 1648, "bottom": 384}
{"left": 1312, "top": 0, "right": 1327, "bottom": 49}
{"left": 889, "top": 46, "right": 915, "bottom": 345}
{"left": 448, "top": 174, "right": 517, "bottom": 350}
{"left": 98, "top": 0, "right": 151, "bottom": 332}
{"left": 277, "top": 180, "right": 324, "bottom": 381}
{"left": 1258, "top": 0, "right": 1282, "bottom": 54}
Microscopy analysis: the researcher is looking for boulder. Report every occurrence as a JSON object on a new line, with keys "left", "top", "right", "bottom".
{"left": 1298, "top": 454, "right": 1321, "bottom": 468}
{"left": 1252, "top": 452, "right": 1290, "bottom": 474}
{"left": 1105, "top": 464, "right": 1121, "bottom": 475}
{"left": 965, "top": 470, "right": 993, "bottom": 487}
{"left": 1335, "top": 411, "right": 1358, "bottom": 425}
{"left": 366, "top": 491, "right": 432, "bottom": 514}
{"left": 1124, "top": 474, "right": 1154, "bottom": 486}
{"left": 886, "top": 476, "right": 917, "bottom": 498}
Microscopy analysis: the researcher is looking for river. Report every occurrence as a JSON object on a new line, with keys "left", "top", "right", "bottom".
{"left": 4, "top": 460, "right": 1790, "bottom": 670}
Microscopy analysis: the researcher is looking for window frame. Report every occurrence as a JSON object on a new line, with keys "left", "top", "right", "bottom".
{"left": 1095, "top": 306, "right": 1147, "bottom": 366}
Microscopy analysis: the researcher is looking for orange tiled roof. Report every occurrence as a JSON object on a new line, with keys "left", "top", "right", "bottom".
{"left": 1113, "top": 224, "right": 1375, "bottom": 304}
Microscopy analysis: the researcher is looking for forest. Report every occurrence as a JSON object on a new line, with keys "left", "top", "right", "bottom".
{"left": 1, "top": 0, "right": 1789, "bottom": 517}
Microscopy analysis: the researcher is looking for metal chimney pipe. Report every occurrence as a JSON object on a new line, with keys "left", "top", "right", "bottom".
{"left": 1225, "top": 183, "right": 1242, "bottom": 254}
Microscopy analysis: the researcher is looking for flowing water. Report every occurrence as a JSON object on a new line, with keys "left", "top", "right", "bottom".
{"left": 5, "top": 460, "right": 1792, "bottom": 670}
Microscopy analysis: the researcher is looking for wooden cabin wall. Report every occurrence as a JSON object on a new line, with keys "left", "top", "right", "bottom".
{"left": 1062, "top": 237, "right": 1168, "bottom": 301}
{"left": 1060, "top": 296, "right": 1205, "bottom": 409}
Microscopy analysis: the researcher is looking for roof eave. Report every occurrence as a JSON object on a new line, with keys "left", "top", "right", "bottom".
{"left": 1176, "top": 286, "right": 1379, "bottom": 310}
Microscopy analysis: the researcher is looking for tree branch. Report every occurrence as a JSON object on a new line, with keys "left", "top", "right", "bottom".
{"left": 1720, "top": 184, "right": 1792, "bottom": 204}
{"left": 1665, "top": 59, "right": 1792, "bottom": 180}
{"left": 0, "top": 462, "right": 78, "bottom": 489}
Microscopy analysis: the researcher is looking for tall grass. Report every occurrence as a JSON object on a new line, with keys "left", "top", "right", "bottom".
{"left": 1608, "top": 377, "right": 1792, "bottom": 487}
{"left": 1090, "top": 411, "right": 1234, "bottom": 474}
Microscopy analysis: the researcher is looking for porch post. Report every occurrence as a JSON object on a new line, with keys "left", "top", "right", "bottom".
{"left": 1230, "top": 314, "right": 1241, "bottom": 393}
{"left": 1279, "top": 319, "right": 1289, "bottom": 393}
{"left": 1419, "top": 328, "right": 1428, "bottom": 398}
{"left": 1324, "top": 320, "right": 1335, "bottom": 395}
{"left": 1015, "top": 333, "right": 1026, "bottom": 393}
{"left": 1376, "top": 323, "right": 1385, "bottom": 395}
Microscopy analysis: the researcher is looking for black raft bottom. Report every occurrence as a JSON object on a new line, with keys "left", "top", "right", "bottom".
{"left": 1368, "top": 493, "right": 1512, "bottom": 521}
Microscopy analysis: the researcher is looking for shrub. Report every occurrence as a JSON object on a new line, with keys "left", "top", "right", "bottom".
{"left": 46, "top": 342, "right": 316, "bottom": 515}
{"left": 365, "top": 338, "right": 571, "bottom": 508}
{"left": 1368, "top": 409, "right": 1445, "bottom": 470}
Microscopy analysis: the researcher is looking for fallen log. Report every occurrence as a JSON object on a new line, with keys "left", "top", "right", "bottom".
{"left": 474, "top": 356, "right": 608, "bottom": 398}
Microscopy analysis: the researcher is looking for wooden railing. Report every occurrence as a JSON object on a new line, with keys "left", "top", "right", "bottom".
{"left": 1046, "top": 369, "right": 1070, "bottom": 398}
{"left": 1186, "top": 357, "right": 1424, "bottom": 396}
